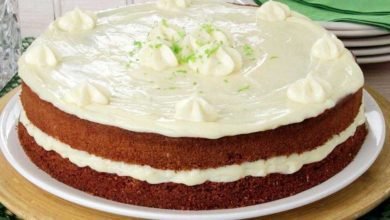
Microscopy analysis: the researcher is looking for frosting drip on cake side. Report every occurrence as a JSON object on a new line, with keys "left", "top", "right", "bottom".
{"left": 18, "top": 0, "right": 364, "bottom": 138}
{"left": 20, "top": 104, "right": 366, "bottom": 186}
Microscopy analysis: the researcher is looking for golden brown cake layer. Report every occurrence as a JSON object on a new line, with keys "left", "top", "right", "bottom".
{"left": 21, "top": 83, "right": 363, "bottom": 170}
{"left": 18, "top": 123, "right": 367, "bottom": 210}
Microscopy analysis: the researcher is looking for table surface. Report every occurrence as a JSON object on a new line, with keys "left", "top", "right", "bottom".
{"left": 361, "top": 62, "right": 390, "bottom": 101}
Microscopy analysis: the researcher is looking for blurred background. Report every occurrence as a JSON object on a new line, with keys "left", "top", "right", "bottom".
{"left": 19, "top": 0, "right": 145, "bottom": 37}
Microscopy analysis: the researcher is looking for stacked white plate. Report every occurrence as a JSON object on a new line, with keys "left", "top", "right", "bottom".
{"left": 320, "top": 22, "right": 390, "bottom": 64}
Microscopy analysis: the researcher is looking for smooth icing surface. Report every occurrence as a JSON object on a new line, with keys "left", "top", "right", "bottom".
{"left": 18, "top": 0, "right": 364, "bottom": 138}
{"left": 20, "top": 105, "right": 365, "bottom": 185}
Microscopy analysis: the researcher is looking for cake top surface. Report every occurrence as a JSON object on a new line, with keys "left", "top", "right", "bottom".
{"left": 19, "top": 0, "right": 364, "bottom": 139}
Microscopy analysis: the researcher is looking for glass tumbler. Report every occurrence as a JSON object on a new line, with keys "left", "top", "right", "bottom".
{"left": 0, "top": 0, "right": 21, "bottom": 90}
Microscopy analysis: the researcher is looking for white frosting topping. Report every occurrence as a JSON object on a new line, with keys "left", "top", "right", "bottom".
{"left": 23, "top": 44, "right": 58, "bottom": 68}
{"left": 18, "top": 0, "right": 364, "bottom": 138}
{"left": 63, "top": 82, "right": 110, "bottom": 106}
{"left": 175, "top": 95, "right": 218, "bottom": 122}
{"left": 256, "top": 0, "right": 291, "bottom": 21}
{"left": 141, "top": 20, "right": 238, "bottom": 74}
{"left": 20, "top": 104, "right": 365, "bottom": 186}
{"left": 148, "top": 20, "right": 185, "bottom": 42}
{"left": 53, "top": 8, "right": 96, "bottom": 32}
{"left": 157, "top": 0, "right": 191, "bottom": 11}
{"left": 188, "top": 43, "right": 242, "bottom": 76}
{"left": 139, "top": 40, "right": 179, "bottom": 71}
{"left": 287, "top": 75, "right": 332, "bottom": 104}
{"left": 192, "top": 24, "right": 231, "bottom": 46}
{"left": 311, "top": 34, "right": 346, "bottom": 60}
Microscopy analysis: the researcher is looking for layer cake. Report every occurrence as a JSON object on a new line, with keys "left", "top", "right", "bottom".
{"left": 17, "top": 0, "right": 366, "bottom": 210}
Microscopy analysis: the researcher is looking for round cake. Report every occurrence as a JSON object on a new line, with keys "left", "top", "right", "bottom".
{"left": 17, "top": 0, "right": 367, "bottom": 210}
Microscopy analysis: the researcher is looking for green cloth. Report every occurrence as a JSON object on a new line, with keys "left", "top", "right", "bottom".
{"left": 254, "top": 0, "right": 390, "bottom": 30}
{"left": 297, "top": 0, "right": 390, "bottom": 15}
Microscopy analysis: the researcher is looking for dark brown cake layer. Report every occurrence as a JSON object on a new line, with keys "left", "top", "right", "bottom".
{"left": 21, "top": 83, "right": 363, "bottom": 170}
{"left": 18, "top": 123, "right": 367, "bottom": 210}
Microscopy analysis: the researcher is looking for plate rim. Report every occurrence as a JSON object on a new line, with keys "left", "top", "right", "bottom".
{"left": 356, "top": 54, "right": 390, "bottom": 64}
{"left": 0, "top": 91, "right": 386, "bottom": 220}
{"left": 319, "top": 21, "right": 383, "bottom": 31}
{"left": 330, "top": 29, "right": 389, "bottom": 38}
{"left": 350, "top": 45, "right": 390, "bottom": 56}
{"left": 342, "top": 35, "right": 390, "bottom": 47}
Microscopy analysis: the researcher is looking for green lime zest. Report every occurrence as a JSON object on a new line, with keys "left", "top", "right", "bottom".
{"left": 162, "top": 18, "right": 169, "bottom": 27}
{"left": 175, "top": 69, "right": 187, "bottom": 74}
{"left": 171, "top": 42, "right": 182, "bottom": 54}
{"left": 180, "top": 53, "right": 196, "bottom": 64}
{"left": 205, "top": 43, "right": 221, "bottom": 58}
{"left": 201, "top": 23, "right": 215, "bottom": 34}
{"left": 243, "top": 44, "right": 254, "bottom": 57}
{"left": 134, "top": 41, "right": 142, "bottom": 49}
{"left": 178, "top": 30, "right": 186, "bottom": 38}
{"left": 238, "top": 85, "right": 250, "bottom": 92}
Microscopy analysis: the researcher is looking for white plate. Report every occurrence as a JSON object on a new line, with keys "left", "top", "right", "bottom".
{"left": 330, "top": 29, "right": 389, "bottom": 38}
{"left": 350, "top": 45, "right": 390, "bottom": 56}
{"left": 356, "top": 54, "right": 390, "bottom": 64}
{"left": 342, "top": 35, "right": 390, "bottom": 47}
{"left": 234, "top": 0, "right": 256, "bottom": 5}
{"left": 0, "top": 92, "right": 386, "bottom": 220}
{"left": 320, "top": 21, "right": 381, "bottom": 30}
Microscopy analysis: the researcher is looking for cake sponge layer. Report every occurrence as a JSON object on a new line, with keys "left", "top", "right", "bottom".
{"left": 18, "top": 123, "right": 367, "bottom": 210}
{"left": 20, "top": 84, "right": 363, "bottom": 170}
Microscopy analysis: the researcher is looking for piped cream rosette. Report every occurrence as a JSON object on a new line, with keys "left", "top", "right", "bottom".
{"left": 137, "top": 20, "right": 242, "bottom": 77}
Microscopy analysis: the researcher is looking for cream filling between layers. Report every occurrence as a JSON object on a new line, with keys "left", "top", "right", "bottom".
{"left": 20, "top": 105, "right": 365, "bottom": 186}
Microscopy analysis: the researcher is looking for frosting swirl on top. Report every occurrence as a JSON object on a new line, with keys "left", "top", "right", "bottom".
{"left": 188, "top": 43, "right": 242, "bottom": 76}
{"left": 192, "top": 24, "right": 231, "bottom": 46}
{"left": 52, "top": 8, "right": 96, "bottom": 32}
{"left": 148, "top": 19, "right": 185, "bottom": 42}
{"left": 23, "top": 44, "right": 58, "bottom": 68}
{"left": 175, "top": 95, "right": 219, "bottom": 122}
{"left": 157, "top": 0, "right": 191, "bottom": 11}
{"left": 287, "top": 75, "right": 332, "bottom": 104}
{"left": 138, "top": 19, "right": 240, "bottom": 74}
{"left": 64, "top": 82, "right": 110, "bottom": 107}
{"left": 311, "top": 34, "right": 346, "bottom": 60}
{"left": 256, "top": 0, "right": 291, "bottom": 21}
{"left": 139, "top": 40, "right": 179, "bottom": 71}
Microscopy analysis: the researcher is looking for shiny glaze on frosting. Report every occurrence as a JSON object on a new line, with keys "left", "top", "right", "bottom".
{"left": 18, "top": 0, "right": 364, "bottom": 138}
